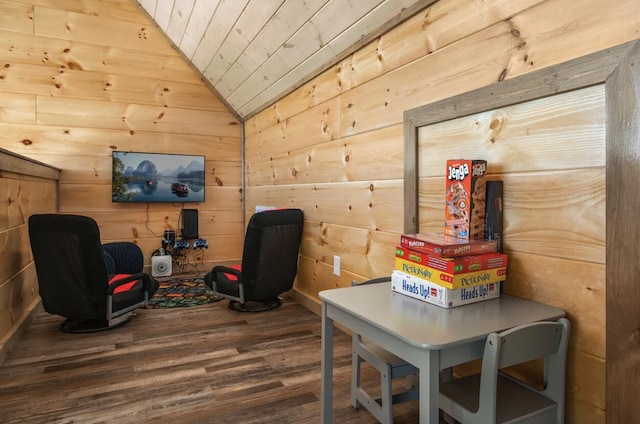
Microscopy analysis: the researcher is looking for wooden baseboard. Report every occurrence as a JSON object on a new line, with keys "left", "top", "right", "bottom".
{"left": 0, "top": 299, "right": 42, "bottom": 367}
{"left": 287, "top": 289, "right": 321, "bottom": 316}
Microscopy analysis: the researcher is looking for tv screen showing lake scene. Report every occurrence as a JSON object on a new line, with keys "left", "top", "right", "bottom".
{"left": 112, "top": 151, "right": 205, "bottom": 203}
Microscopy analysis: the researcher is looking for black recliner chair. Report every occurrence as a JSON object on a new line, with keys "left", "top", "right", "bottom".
{"left": 28, "top": 214, "right": 159, "bottom": 333}
{"left": 205, "top": 208, "right": 303, "bottom": 312}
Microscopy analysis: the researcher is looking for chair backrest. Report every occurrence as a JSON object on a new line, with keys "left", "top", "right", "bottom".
{"left": 240, "top": 208, "right": 303, "bottom": 301}
{"left": 28, "top": 214, "right": 110, "bottom": 320}
{"left": 351, "top": 277, "right": 391, "bottom": 287}
{"left": 102, "top": 242, "right": 144, "bottom": 275}
{"left": 478, "top": 317, "right": 570, "bottom": 422}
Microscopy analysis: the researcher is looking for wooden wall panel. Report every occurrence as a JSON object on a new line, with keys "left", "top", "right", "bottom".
{"left": 0, "top": 93, "right": 36, "bottom": 124}
{"left": 416, "top": 85, "right": 606, "bottom": 176}
{"left": 35, "top": 97, "right": 239, "bottom": 136}
{"left": 340, "top": 21, "right": 531, "bottom": 137}
{"left": 245, "top": 180, "right": 403, "bottom": 233}
{"left": 20, "top": 154, "right": 241, "bottom": 188}
{"left": 248, "top": 97, "right": 341, "bottom": 161}
{"left": 0, "top": 1, "right": 33, "bottom": 33}
{"left": 24, "top": 0, "right": 148, "bottom": 24}
{"left": 0, "top": 31, "right": 202, "bottom": 84}
{"left": 418, "top": 168, "right": 605, "bottom": 263}
{"left": 300, "top": 220, "right": 397, "bottom": 279}
{"left": 0, "top": 221, "right": 33, "bottom": 285}
{"left": 0, "top": 149, "right": 59, "bottom": 366}
{"left": 0, "top": 124, "right": 240, "bottom": 160}
{"left": 1, "top": 176, "right": 58, "bottom": 228}
{"left": 34, "top": 6, "right": 175, "bottom": 55}
{"left": 505, "top": 251, "right": 605, "bottom": 357}
{"left": 247, "top": 124, "right": 404, "bottom": 186}
{"left": 348, "top": 0, "right": 546, "bottom": 88}
{"left": 0, "top": 61, "right": 227, "bottom": 111}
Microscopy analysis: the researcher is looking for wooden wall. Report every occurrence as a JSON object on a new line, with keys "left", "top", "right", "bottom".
{"left": 244, "top": 0, "right": 640, "bottom": 422}
{"left": 0, "top": 149, "right": 59, "bottom": 365}
{"left": 0, "top": 0, "right": 244, "bottom": 278}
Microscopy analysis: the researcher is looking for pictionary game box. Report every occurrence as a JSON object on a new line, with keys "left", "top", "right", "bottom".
{"left": 445, "top": 159, "right": 487, "bottom": 240}
{"left": 391, "top": 270, "right": 500, "bottom": 308}
{"left": 394, "top": 257, "right": 507, "bottom": 290}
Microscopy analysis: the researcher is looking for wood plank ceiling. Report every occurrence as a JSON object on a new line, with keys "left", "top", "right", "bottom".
{"left": 136, "top": 0, "right": 433, "bottom": 120}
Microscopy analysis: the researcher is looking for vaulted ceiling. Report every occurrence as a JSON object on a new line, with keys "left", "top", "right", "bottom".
{"left": 136, "top": 0, "right": 433, "bottom": 120}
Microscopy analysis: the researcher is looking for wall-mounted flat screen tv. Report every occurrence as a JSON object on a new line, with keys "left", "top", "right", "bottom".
{"left": 112, "top": 151, "right": 205, "bottom": 203}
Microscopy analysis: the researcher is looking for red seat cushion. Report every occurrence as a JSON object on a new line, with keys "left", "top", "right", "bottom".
{"left": 224, "top": 264, "right": 242, "bottom": 281}
{"left": 109, "top": 274, "right": 137, "bottom": 293}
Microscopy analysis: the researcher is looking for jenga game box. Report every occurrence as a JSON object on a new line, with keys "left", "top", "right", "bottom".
{"left": 445, "top": 159, "right": 487, "bottom": 240}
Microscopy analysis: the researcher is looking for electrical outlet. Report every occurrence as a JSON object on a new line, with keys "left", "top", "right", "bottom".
{"left": 333, "top": 255, "right": 340, "bottom": 276}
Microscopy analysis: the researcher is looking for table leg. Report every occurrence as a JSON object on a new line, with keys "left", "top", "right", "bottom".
{"left": 320, "top": 302, "right": 334, "bottom": 423}
{"left": 441, "top": 367, "right": 455, "bottom": 423}
{"left": 417, "top": 349, "right": 439, "bottom": 424}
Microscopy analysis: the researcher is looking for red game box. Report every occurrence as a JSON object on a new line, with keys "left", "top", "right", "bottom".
{"left": 395, "top": 245, "right": 507, "bottom": 274}
{"left": 400, "top": 233, "right": 498, "bottom": 258}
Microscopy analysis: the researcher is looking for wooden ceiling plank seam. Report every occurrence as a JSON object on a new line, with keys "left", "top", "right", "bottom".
{"left": 238, "top": 0, "right": 434, "bottom": 119}
{"left": 228, "top": 0, "right": 418, "bottom": 112}
{"left": 226, "top": 3, "right": 371, "bottom": 108}
{"left": 136, "top": 0, "right": 157, "bottom": 16}
{"left": 165, "top": 0, "right": 196, "bottom": 47}
{"left": 309, "top": 0, "right": 386, "bottom": 47}
{"left": 178, "top": 0, "right": 221, "bottom": 59}
{"left": 234, "top": 45, "right": 338, "bottom": 116}
{"left": 213, "top": 0, "right": 330, "bottom": 98}
{"left": 221, "top": 23, "right": 325, "bottom": 102}
{"left": 152, "top": 0, "right": 174, "bottom": 32}
{"left": 224, "top": 51, "right": 292, "bottom": 109}
{"left": 225, "top": 26, "right": 335, "bottom": 105}
{"left": 135, "top": 0, "right": 437, "bottom": 119}
{"left": 191, "top": 0, "right": 250, "bottom": 70}
{"left": 203, "top": 0, "right": 287, "bottom": 87}
{"left": 328, "top": 0, "right": 428, "bottom": 55}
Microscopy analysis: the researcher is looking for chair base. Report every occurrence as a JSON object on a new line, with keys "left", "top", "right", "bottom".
{"left": 59, "top": 315, "right": 132, "bottom": 333}
{"left": 228, "top": 298, "right": 282, "bottom": 312}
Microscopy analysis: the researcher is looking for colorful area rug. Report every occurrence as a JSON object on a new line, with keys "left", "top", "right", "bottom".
{"left": 144, "top": 278, "right": 223, "bottom": 308}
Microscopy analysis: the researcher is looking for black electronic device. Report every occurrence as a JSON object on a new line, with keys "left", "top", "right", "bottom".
{"left": 182, "top": 209, "right": 199, "bottom": 239}
{"left": 163, "top": 229, "right": 176, "bottom": 250}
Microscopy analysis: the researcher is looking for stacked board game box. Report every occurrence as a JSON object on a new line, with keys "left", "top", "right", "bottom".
{"left": 395, "top": 256, "right": 506, "bottom": 290}
{"left": 393, "top": 234, "right": 505, "bottom": 307}
{"left": 395, "top": 245, "right": 507, "bottom": 274}
{"left": 391, "top": 270, "right": 500, "bottom": 308}
{"left": 390, "top": 159, "right": 507, "bottom": 307}
{"left": 400, "top": 233, "right": 498, "bottom": 257}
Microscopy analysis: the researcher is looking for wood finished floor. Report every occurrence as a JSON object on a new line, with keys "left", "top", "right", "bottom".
{"left": 0, "top": 296, "right": 434, "bottom": 423}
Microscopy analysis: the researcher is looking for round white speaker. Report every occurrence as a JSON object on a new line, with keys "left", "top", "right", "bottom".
{"left": 151, "top": 255, "right": 172, "bottom": 278}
